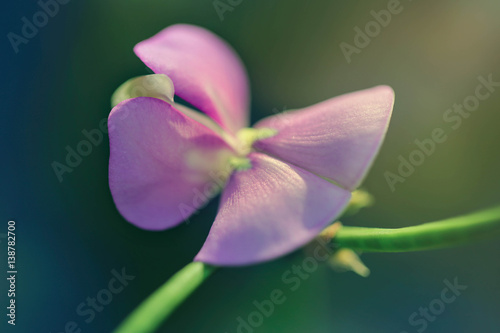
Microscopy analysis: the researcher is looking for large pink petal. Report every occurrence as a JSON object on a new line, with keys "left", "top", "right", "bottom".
{"left": 194, "top": 153, "right": 351, "bottom": 266}
{"left": 134, "top": 24, "right": 250, "bottom": 134}
{"left": 254, "top": 86, "right": 395, "bottom": 191}
{"left": 108, "top": 97, "right": 235, "bottom": 230}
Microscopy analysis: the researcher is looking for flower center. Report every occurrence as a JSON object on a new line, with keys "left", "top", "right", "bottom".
{"left": 226, "top": 127, "right": 277, "bottom": 171}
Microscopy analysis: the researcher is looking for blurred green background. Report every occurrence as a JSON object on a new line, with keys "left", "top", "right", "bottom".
{"left": 2, "top": 0, "right": 500, "bottom": 332}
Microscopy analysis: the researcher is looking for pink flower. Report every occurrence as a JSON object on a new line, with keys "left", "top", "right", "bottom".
{"left": 108, "top": 24, "right": 395, "bottom": 266}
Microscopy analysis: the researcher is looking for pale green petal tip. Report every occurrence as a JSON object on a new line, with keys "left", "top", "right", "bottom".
{"left": 228, "top": 156, "right": 252, "bottom": 171}
{"left": 237, "top": 127, "right": 277, "bottom": 143}
{"left": 235, "top": 127, "right": 278, "bottom": 155}
{"left": 111, "top": 74, "right": 175, "bottom": 107}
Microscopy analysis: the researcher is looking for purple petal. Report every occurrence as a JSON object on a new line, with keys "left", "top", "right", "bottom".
{"left": 254, "top": 86, "right": 395, "bottom": 191}
{"left": 194, "top": 153, "right": 351, "bottom": 266}
{"left": 108, "top": 97, "right": 235, "bottom": 230}
{"left": 134, "top": 24, "right": 250, "bottom": 134}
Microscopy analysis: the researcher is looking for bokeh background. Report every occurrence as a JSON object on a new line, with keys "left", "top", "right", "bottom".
{"left": 2, "top": 0, "right": 500, "bottom": 332}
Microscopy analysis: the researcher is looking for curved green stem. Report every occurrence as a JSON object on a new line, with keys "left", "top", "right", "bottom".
{"left": 114, "top": 262, "right": 215, "bottom": 333}
{"left": 334, "top": 205, "right": 500, "bottom": 252}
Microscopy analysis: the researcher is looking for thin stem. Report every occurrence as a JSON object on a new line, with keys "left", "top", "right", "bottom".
{"left": 333, "top": 205, "right": 500, "bottom": 252}
{"left": 114, "top": 262, "right": 215, "bottom": 333}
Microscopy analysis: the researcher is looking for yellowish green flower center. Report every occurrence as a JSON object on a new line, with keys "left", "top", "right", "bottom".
{"left": 229, "top": 127, "right": 277, "bottom": 171}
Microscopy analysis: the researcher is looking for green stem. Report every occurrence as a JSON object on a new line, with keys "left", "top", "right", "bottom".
{"left": 114, "top": 262, "right": 215, "bottom": 333}
{"left": 334, "top": 205, "right": 500, "bottom": 252}
{"left": 114, "top": 206, "right": 500, "bottom": 333}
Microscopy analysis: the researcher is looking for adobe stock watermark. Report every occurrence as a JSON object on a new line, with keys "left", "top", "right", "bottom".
{"left": 226, "top": 237, "right": 336, "bottom": 333}
{"left": 265, "top": 106, "right": 291, "bottom": 128}
{"left": 51, "top": 119, "right": 109, "bottom": 183}
{"left": 399, "top": 277, "right": 467, "bottom": 333}
{"left": 178, "top": 160, "right": 232, "bottom": 224}
{"left": 51, "top": 73, "right": 166, "bottom": 182}
{"left": 340, "top": 0, "right": 407, "bottom": 64}
{"left": 213, "top": 0, "right": 244, "bottom": 21}
{"left": 7, "top": 0, "right": 73, "bottom": 54}
{"left": 50, "top": 267, "right": 135, "bottom": 333}
{"left": 384, "top": 74, "right": 500, "bottom": 192}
